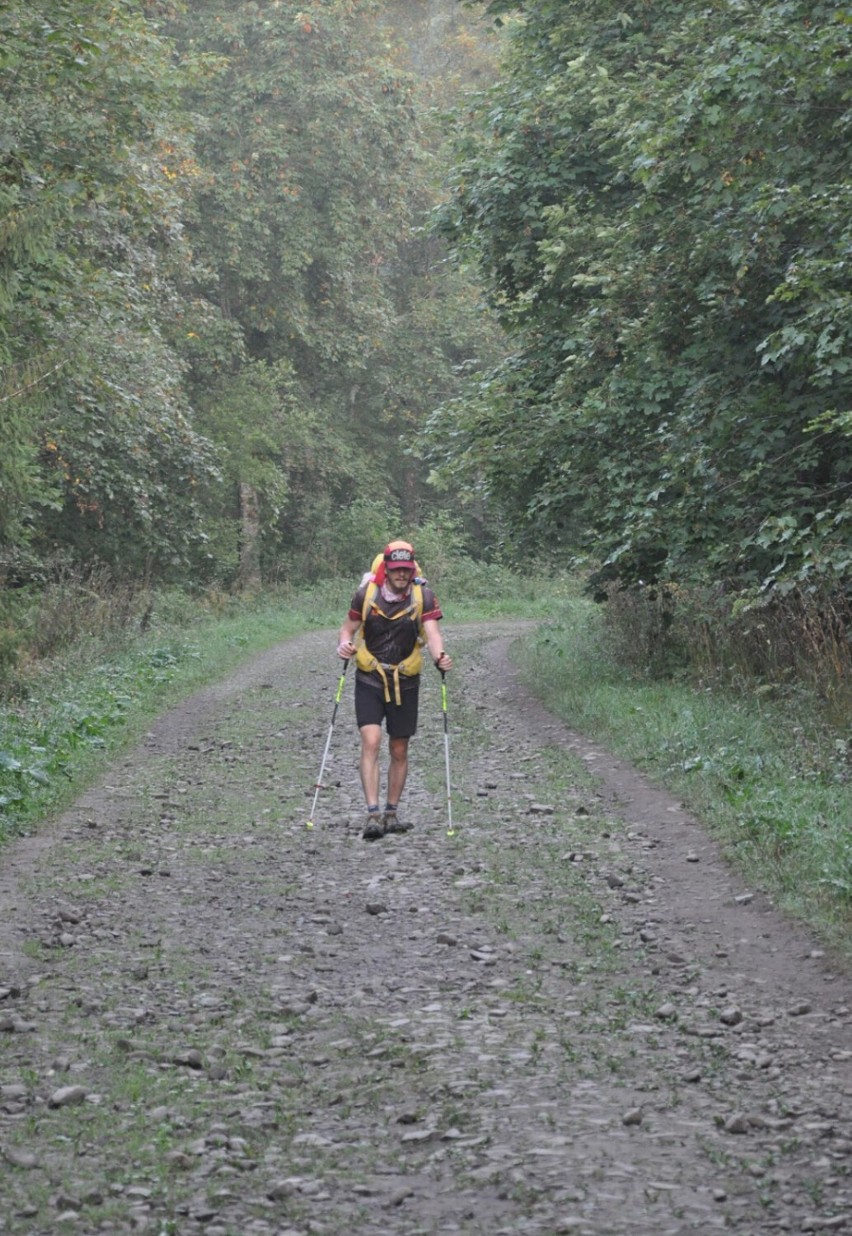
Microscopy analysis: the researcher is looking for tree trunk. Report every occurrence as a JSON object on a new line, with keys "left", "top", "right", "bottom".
{"left": 238, "top": 481, "right": 262, "bottom": 590}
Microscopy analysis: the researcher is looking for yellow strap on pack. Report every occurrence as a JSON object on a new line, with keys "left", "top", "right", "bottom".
{"left": 354, "top": 648, "right": 423, "bottom": 704}
{"left": 356, "top": 582, "right": 425, "bottom": 703}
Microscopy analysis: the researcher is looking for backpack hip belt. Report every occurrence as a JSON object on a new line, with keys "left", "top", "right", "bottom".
{"left": 355, "top": 647, "right": 424, "bottom": 705}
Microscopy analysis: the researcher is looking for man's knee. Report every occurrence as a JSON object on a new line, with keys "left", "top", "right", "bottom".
{"left": 360, "top": 725, "right": 382, "bottom": 757}
{"left": 389, "top": 737, "right": 410, "bottom": 763}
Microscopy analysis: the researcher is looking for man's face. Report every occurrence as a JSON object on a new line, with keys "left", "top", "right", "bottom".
{"left": 387, "top": 566, "right": 414, "bottom": 590}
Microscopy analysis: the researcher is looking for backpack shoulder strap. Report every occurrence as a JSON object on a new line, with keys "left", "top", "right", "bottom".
{"left": 362, "top": 581, "right": 423, "bottom": 629}
{"left": 361, "top": 581, "right": 379, "bottom": 627}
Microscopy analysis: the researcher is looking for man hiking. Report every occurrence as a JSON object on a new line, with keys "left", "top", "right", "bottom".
{"left": 336, "top": 541, "right": 452, "bottom": 840}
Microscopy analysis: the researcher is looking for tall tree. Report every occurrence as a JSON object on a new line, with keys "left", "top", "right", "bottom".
{"left": 170, "top": 0, "right": 504, "bottom": 574}
{"left": 427, "top": 0, "right": 852, "bottom": 595}
{"left": 1, "top": 0, "right": 507, "bottom": 589}
{"left": 166, "top": 0, "right": 424, "bottom": 574}
{"left": 0, "top": 0, "right": 218, "bottom": 578}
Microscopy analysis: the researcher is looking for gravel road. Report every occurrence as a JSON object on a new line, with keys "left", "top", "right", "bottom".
{"left": 0, "top": 622, "right": 849, "bottom": 1235}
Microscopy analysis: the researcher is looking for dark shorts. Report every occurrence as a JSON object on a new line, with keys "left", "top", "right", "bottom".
{"left": 355, "top": 675, "right": 419, "bottom": 738}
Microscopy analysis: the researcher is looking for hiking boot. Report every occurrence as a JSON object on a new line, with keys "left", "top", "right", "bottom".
{"left": 382, "top": 811, "right": 412, "bottom": 834}
{"left": 362, "top": 813, "right": 385, "bottom": 841}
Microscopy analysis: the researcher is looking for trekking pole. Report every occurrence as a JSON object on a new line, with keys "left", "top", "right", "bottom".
{"left": 307, "top": 657, "right": 350, "bottom": 829}
{"left": 440, "top": 668, "right": 454, "bottom": 836}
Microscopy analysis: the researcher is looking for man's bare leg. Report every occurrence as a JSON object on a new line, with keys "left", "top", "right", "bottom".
{"left": 386, "top": 736, "right": 410, "bottom": 809}
{"left": 359, "top": 724, "right": 383, "bottom": 809}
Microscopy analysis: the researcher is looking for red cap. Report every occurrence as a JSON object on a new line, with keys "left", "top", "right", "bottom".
{"left": 383, "top": 544, "right": 416, "bottom": 571}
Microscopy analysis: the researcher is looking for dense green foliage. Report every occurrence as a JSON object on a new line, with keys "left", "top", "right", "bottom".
{"left": 172, "top": 0, "right": 428, "bottom": 569}
{"left": 0, "top": 0, "right": 217, "bottom": 576}
{"left": 0, "top": 0, "right": 503, "bottom": 595}
{"left": 428, "top": 0, "right": 851, "bottom": 599}
{"left": 3, "top": 0, "right": 848, "bottom": 705}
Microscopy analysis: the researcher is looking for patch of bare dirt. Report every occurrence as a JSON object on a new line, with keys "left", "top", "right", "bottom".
{"left": 0, "top": 622, "right": 849, "bottom": 1236}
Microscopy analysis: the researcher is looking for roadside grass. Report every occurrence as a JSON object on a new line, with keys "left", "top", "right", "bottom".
{"left": 517, "top": 594, "right": 852, "bottom": 957}
{"left": 0, "top": 583, "right": 342, "bottom": 845}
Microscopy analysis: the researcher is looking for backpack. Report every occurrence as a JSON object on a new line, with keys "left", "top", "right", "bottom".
{"left": 355, "top": 543, "right": 426, "bottom": 703}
